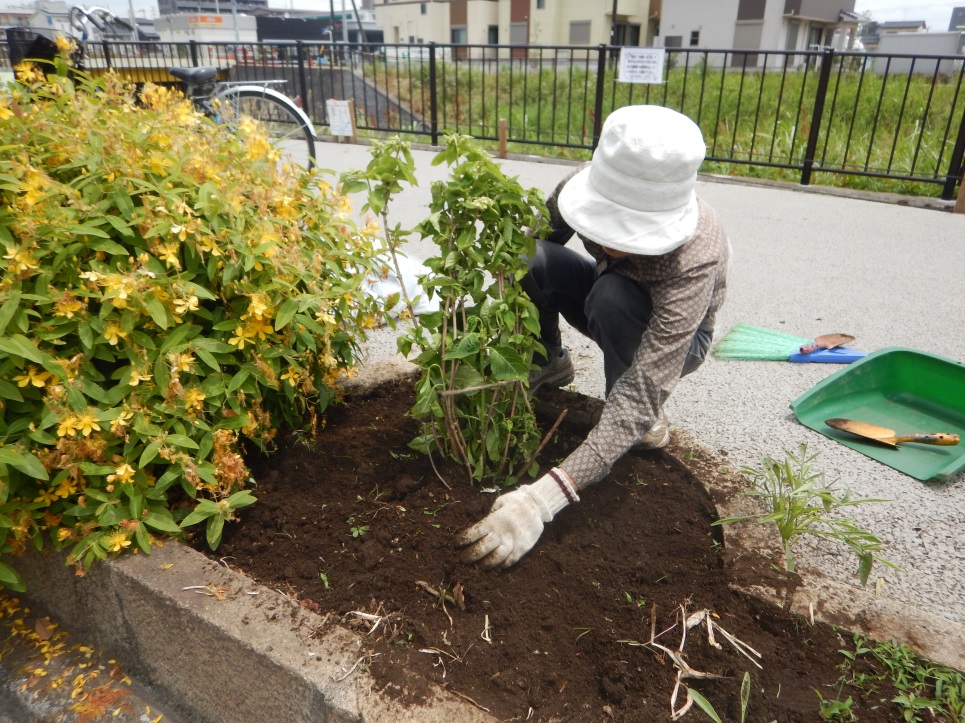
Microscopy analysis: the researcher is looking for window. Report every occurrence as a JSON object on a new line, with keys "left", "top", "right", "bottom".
{"left": 420, "top": 3, "right": 426, "bottom": 15}
{"left": 664, "top": 35, "right": 682, "bottom": 47}
{"left": 536, "top": 0, "right": 545, "bottom": 8}
{"left": 689, "top": 30, "right": 700, "bottom": 46}
{"left": 451, "top": 26, "right": 467, "bottom": 44}
{"left": 569, "top": 20, "right": 591, "bottom": 44}
{"left": 487, "top": 25, "right": 498, "bottom": 44}
{"left": 510, "top": 21, "right": 527, "bottom": 44}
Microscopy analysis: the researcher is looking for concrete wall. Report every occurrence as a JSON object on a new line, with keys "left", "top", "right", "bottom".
{"left": 659, "top": 0, "right": 738, "bottom": 50}
{"left": 154, "top": 14, "right": 259, "bottom": 43}
{"left": 876, "top": 31, "right": 965, "bottom": 75}
{"left": 375, "top": 0, "right": 449, "bottom": 44}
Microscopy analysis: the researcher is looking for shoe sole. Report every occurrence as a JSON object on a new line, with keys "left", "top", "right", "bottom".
{"left": 529, "top": 367, "right": 575, "bottom": 396}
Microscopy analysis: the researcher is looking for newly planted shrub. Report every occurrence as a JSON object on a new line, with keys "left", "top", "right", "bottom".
{"left": 0, "top": 53, "right": 380, "bottom": 589}
{"left": 342, "top": 135, "right": 549, "bottom": 486}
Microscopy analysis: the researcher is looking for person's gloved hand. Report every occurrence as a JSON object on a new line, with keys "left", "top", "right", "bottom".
{"left": 456, "top": 468, "right": 579, "bottom": 569}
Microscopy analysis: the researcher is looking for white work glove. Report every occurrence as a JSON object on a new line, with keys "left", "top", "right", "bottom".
{"left": 456, "top": 468, "right": 580, "bottom": 569}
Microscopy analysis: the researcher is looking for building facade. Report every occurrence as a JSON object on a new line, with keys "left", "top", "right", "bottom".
{"left": 373, "top": 0, "right": 653, "bottom": 56}
{"left": 659, "top": 0, "right": 859, "bottom": 68}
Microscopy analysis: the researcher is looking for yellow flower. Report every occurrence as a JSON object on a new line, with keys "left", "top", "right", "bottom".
{"left": 173, "top": 295, "right": 199, "bottom": 316}
{"left": 53, "top": 296, "right": 85, "bottom": 319}
{"left": 196, "top": 236, "right": 223, "bottom": 257}
{"left": 129, "top": 369, "right": 152, "bottom": 386}
{"left": 102, "top": 321, "right": 127, "bottom": 346}
{"left": 34, "top": 489, "right": 59, "bottom": 505}
{"left": 103, "top": 531, "right": 131, "bottom": 553}
{"left": 55, "top": 35, "right": 76, "bottom": 53}
{"left": 280, "top": 368, "right": 301, "bottom": 387}
{"left": 228, "top": 327, "right": 251, "bottom": 350}
{"left": 55, "top": 479, "right": 75, "bottom": 498}
{"left": 14, "top": 62, "right": 43, "bottom": 84}
{"left": 109, "top": 410, "right": 134, "bottom": 435}
{"left": 13, "top": 366, "right": 52, "bottom": 388}
{"left": 3, "top": 247, "right": 39, "bottom": 272}
{"left": 56, "top": 528, "right": 72, "bottom": 541}
{"left": 75, "top": 411, "right": 101, "bottom": 437}
{"left": 246, "top": 319, "right": 273, "bottom": 341}
{"left": 184, "top": 388, "right": 206, "bottom": 412}
{"left": 57, "top": 413, "right": 78, "bottom": 437}
{"left": 107, "top": 463, "right": 136, "bottom": 484}
{"left": 158, "top": 243, "right": 181, "bottom": 270}
{"left": 246, "top": 294, "right": 271, "bottom": 320}
{"left": 168, "top": 352, "right": 195, "bottom": 373}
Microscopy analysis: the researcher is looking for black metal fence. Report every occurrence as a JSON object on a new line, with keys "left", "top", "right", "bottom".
{"left": 4, "top": 36, "right": 964, "bottom": 199}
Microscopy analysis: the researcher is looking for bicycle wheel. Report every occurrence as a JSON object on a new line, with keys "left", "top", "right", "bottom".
{"left": 215, "top": 86, "right": 317, "bottom": 171}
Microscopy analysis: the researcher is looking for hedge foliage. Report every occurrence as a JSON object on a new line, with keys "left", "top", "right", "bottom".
{"left": 0, "top": 50, "right": 381, "bottom": 589}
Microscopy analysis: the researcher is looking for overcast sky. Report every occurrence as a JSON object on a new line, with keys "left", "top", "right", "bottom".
{"left": 111, "top": 0, "right": 963, "bottom": 32}
{"left": 856, "top": 0, "right": 961, "bottom": 30}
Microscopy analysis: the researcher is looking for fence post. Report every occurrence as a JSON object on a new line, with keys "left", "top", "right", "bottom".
{"left": 429, "top": 42, "right": 439, "bottom": 146}
{"left": 101, "top": 40, "right": 112, "bottom": 70}
{"left": 189, "top": 40, "right": 199, "bottom": 67}
{"left": 592, "top": 44, "right": 608, "bottom": 150}
{"left": 941, "top": 104, "right": 965, "bottom": 203}
{"left": 800, "top": 47, "right": 834, "bottom": 187}
{"left": 295, "top": 41, "right": 310, "bottom": 117}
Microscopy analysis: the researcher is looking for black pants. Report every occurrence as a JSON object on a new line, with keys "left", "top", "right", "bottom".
{"left": 521, "top": 240, "right": 712, "bottom": 396}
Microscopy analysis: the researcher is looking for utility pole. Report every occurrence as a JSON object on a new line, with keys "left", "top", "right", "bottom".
{"left": 610, "top": 0, "right": 618, "bottom": 46}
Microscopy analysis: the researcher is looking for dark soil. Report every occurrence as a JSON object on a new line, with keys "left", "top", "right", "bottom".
{"left": 199, "top": 375, "right": 900, "bottom": 722}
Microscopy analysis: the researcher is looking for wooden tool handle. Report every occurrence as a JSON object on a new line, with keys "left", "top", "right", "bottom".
{"left": 890, "top": 433, "right": 960, "bottom": 446}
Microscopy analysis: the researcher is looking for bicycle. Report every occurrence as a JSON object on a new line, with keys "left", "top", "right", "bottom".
{"left": 67, "top": 5, "right": 317, "bottom": 171}
{"left": 167, "top": 66, "right": 317, "bottom": 172}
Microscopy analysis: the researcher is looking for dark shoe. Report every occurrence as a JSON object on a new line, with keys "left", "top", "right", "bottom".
{"left": 529, "top": 348, "right": 575, "bottom": 395}
{"left": 633, "top": 410, "right": 670, "bottom": 450}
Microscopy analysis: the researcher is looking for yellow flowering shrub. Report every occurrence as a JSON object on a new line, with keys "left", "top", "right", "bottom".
{"left": 0, "top": 54, "right": 381, "bottom": 589}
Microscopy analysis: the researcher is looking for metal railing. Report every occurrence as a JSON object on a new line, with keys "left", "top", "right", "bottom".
{"left": 4, "top": 36, "right": 964, "bottom": 199}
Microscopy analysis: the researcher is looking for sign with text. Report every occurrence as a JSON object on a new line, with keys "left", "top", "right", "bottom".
{"left": 618, "top": 47, "right": 666, "bottom": 84}
{"left": 326, "top": 99, "right": 354, "bottom": 137}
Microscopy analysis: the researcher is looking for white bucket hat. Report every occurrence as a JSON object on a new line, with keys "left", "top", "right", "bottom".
{"left": 558, "top": 105, "right": 706, "bottom": 255}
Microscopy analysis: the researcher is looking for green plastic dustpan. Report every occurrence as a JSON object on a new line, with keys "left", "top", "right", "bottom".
{"left": 790, "top": 348, "right": 965, "bottom": 481}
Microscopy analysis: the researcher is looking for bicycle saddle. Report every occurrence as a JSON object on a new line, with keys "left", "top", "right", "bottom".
{"left": 168, "top": 67, "right": 218, "bottom": 84}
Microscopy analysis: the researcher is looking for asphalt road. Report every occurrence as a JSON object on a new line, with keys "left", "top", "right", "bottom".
{"left": 313, "top": 139, "right": 965, "bottom": 631}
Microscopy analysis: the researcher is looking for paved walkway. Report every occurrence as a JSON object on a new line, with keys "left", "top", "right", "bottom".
{"left": 317, "top": 139, "right": 965, "bottom": 636}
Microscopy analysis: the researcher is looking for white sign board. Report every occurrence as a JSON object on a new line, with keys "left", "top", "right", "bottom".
{"left": 326, "top": 99, "right": 354, "bottom": 137}
{"left": 618, "top": 48, "right": 666, "bottom": 84}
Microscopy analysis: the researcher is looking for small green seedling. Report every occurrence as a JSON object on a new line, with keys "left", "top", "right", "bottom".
{"left": 714, "top": 443, "right": 902, "bottom": 585}
{"left": 346, "top": 517, "right": 369, "bottom": 538}
{"left": 318, "top": 571, "right": 331, "bottom": 590}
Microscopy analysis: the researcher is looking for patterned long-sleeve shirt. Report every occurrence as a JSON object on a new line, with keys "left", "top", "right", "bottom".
{"left": 546, "top": 174, "right": 730, "bottom": 490}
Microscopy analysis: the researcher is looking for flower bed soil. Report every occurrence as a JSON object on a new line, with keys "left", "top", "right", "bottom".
{"left": 198, "top": 374, "right": 900, "bottom": 722}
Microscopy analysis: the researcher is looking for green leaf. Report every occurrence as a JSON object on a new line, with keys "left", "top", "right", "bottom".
{"left": 206, "top": 514, "right": 225, "bottom": 549}
{"left": 274, "top": 298, "right": 300, "bottom": 331}
{"left": 0, "top": 380, "right": 23, "bottom": 402}
{"left": 218, "top": 414, "right": 250, "bottom": 430}
{"left": 688, "top": 689, "right": 723, "bottom": 723}
{"left": 144, "top": 510, "right": 182, "bottom": 533}
{"left": 167, "top": 434, "right": 199, "bottom": 450}
{"left": 101, "top": 216, "right": 134, "bottom": 238}
{"left": 0, "top": 335, "right": 43, "bottom": 364}
{"left": 112, "top": 188, "right": 136, "bottom": 219}
{"left": 0, "top": 448, "right": 49, "bottom": 480}
{"left": 227, "top": 370, "right": 250, "bottom": 394}
{"left": 488, "top": 346, "right": 528, "bottom": 381}
{"left": 139, "top": 441, "right": 161, "bottom": 467}
{"left": 142, "top": 295, "right": 170, "bottom": 329}
{"left": 180, "top": 500, "right": 220, "bottom": 528}
{"left": 226, "top": 490, "right": 257, "bottom": 509}
{"left": 0, "top": 289, "right": 21, "bottom": 336}
{"left": 445, "top": 333, "right": 480, "bottom": 360}
{"left": 0, "top": 560, "right": 25, "bottom": 592}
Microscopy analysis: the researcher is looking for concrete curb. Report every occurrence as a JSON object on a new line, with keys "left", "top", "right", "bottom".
{"left": 15, "top": 542, "right": 493, "bottom": 723}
